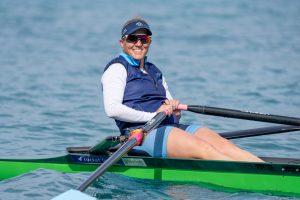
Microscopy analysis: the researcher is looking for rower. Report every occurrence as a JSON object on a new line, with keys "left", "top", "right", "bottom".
{"left": 101, "top": 17, "right": 263, "bottom": 162}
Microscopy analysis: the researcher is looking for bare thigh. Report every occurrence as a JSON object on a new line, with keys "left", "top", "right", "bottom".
{"left": 193, "top": 127, "right": 239, "bottom": 152}
{"left": 166, "top": 127, "right": 232, "bottom": 160}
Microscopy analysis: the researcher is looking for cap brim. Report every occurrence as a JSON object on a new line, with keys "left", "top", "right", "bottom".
{"left": 126, "top": 27, "right": 152, "bottom": 36}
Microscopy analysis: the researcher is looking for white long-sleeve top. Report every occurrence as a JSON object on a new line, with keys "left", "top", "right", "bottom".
{"left": 101, "top": 63, "right": 173, "bottom": 123}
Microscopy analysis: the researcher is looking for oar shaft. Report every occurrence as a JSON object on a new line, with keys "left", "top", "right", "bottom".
{"left": 77, "top": 138, "right": 136, "bottom": 191}
{"left": 143, "top": 112, "right": 166, "bottom": 132}
{"left": 178, "top": 105, "right": 300, "bottom": 126}
{"left": 77, "top": 112, "right": 166, "bottom": 192}
{"left": 220, "top": 125, "right": 300, "bottom": 139}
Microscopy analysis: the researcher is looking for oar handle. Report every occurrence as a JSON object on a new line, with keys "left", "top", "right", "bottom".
{"left": 178, "top": 104, "right": 300, "bottom": 126}
{"left": 177, "top": 104, "right": 188, "bottom": 110}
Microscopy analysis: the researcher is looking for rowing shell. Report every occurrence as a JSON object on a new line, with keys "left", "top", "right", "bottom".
{"left": 0, "top": 151, "right": 299, "bottom": 197}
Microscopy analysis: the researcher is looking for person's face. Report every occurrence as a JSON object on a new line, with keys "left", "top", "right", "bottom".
{"left": 120, "top": 29, "right": 151, "bottom": 60}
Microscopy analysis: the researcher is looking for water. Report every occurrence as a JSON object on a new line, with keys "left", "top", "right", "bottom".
{"left": 0, "top": 0, "right": 299, "bottom": 199}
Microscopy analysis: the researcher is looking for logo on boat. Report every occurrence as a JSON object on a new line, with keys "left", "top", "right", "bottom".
{"left": 78, "top": 156, "right": 106, "bottom": 163}
{"left": 122, "top": 158, "right": 147, "bottom": 167}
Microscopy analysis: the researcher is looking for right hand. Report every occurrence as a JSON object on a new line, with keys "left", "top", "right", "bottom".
{"left": 156, "top": 104, "right": 174, "bottom": 116}
{"left": 164, "top": 99, "right": 181, "bottom": 117}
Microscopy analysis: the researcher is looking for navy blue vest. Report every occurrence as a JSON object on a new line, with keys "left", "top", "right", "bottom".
{"left": 104, "top": 55, "right": 179, "bottom": 134}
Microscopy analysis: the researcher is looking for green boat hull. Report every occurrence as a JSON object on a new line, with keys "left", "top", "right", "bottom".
{"left": 0, "top": 154, "right": 300, "bottom": 197}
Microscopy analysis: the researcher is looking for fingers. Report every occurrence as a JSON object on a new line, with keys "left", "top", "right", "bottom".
{"left": 156, "top": 104, "right": 173, "bottom": 116}
{"left": 164, "top": 99, "right": 180, "bottom": 111}
{"left": 158, "top": 99, "right": 181, "bottom": 116}
{"left": 163, "top": 104, "right": 173, "bottom": 116}
{"left": 129, "top": 129, "right": 144, "bottom": 146}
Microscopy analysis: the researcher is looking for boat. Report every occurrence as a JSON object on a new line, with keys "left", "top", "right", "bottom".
{"left": 1, "top": 134, "right": 300, "bottom": 197}
{"left": 2, "top": 109, "right": 300, "bottom": 199}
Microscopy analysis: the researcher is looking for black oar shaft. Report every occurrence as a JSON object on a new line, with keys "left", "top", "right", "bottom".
{"left": 77, "top": 138, "right": 136, "bottom": 192}
{"left": 220, "top": 125, "right": 300, "bottom": 139}
{"left": 187, "top": 105, "right": 300, "bottom": 126}
{"left": 77, "top": 112, "right": 166, "bottom": 192}
{"left": 143, "top": 112, "right": 166, "bottom": 132}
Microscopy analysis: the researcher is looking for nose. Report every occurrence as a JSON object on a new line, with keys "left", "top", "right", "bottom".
{"left": 134, "top": 39, "right": 143, "bottom": 46}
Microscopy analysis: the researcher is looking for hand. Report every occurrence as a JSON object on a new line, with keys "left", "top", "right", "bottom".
{"left": 129, "top": 129, "right": 144, "bottom": 146}
{"left": 164, "top": 99, "right": 179, "bottom": 110}
{"left": 164, "top": 99, "right": 181, "bottom": 117}
{"left": 156, "top": 104, "right": 173, "bottom": 116}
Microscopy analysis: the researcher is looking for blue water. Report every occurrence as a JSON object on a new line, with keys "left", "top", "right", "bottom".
{"left": 0, "top": 0, "right": 300, "bottom": 199}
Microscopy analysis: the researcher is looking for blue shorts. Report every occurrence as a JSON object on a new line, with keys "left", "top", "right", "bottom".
{"left": 132, "top": 124, "right": 201, "bottom": 158}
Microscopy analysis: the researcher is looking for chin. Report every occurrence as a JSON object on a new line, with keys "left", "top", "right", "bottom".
{"left": 131, "top": 53, "right": 145, "bottom": 60}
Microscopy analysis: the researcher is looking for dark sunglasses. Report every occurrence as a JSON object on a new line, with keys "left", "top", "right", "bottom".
{"left": 124, "top": 34, "right": 151, "bottom": 44}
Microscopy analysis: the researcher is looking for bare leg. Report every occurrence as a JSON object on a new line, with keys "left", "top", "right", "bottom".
{"left": 193, "top": 127, "right": 264, "bottom": 162}
{"left": 166, "top": 127, "right": 233, "bottom": 161}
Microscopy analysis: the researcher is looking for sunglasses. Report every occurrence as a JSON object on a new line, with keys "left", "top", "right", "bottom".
{"left": 124, "top": 34, "right": 151, "bottom": 44}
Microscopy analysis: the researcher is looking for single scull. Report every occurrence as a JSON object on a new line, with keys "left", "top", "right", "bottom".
{"left": 1, "top": 126, "right": 300, "bottom": 197}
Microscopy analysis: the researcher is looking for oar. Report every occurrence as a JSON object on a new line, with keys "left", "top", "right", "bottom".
{"left": 96, "top": 125, "right": 300, "bottom": 143}
{"left": 52, "top": 112, "right": 167, "bottom": 199}
{"left": 178, "top": 104, "right": 300, "bottom": 126}
{"left": 77, "top": 112, "right": 166, "bottom": 192}
{"left": 219, "top": 125, "right": 300, "bottom": 139}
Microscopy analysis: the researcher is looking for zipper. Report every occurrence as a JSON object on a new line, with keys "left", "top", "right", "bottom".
{"left": 140, "top": 67, "right": 158, "bottom": 90}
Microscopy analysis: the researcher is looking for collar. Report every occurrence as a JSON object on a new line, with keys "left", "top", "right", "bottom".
{"left": 120, "top": 52, "right": 147, "bottom": 67}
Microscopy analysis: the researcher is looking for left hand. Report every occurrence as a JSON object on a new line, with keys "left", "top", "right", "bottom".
{"left": 129, "top": 129, "right": 144, "bottom": 146}
{"left": 164, "top": 99, "right": 181, "bottom": 117}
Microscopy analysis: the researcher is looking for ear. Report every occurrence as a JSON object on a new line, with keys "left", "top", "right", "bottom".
{"left": 119, "top": 39, "right": 125, "bottom": 49}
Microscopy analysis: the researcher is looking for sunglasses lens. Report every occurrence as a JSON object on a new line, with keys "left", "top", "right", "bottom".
{"left": 126, "top": 35, "right": 138, "bottom": 43}
{"left": 139, "top": 35, "right": 151, "bottom": 44}
{"left": 126, "top": 35, "right": 151, "bottom": 44}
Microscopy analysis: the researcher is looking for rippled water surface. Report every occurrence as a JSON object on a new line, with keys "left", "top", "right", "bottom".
{"left": 0, "top": 0, "right": 300, "bottom": 199}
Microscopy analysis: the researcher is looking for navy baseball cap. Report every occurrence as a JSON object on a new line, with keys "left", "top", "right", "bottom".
{"left": 121, "top": 18, "right": 152, "bottom": 38}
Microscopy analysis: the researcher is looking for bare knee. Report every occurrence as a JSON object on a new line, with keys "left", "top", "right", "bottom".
{"left": 195, "top": 127, "right": 237, "bottom": 149}
{"left": 189, "top": 138, "right": 219, "bottom": 159}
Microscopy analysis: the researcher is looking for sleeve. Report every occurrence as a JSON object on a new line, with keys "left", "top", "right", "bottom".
{"left": 101, "top": 63, "right": 157, "bottom": 122}
{"left": 162, "top": 76, "right": 173, "bottom": 100}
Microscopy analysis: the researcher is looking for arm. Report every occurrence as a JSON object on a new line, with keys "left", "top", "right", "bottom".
{"left": 101, "top": 63, "right": 156, "bottom": 122}
{"left": 162, "top": 76, "right": 181, "bottom": 117}
{"left": 162, "top": 76, "right": 173, "bottom": 100}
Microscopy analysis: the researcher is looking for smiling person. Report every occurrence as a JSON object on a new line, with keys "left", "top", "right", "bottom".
{"left": 101, "top": 17, "right": 263, "bottom": 162}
